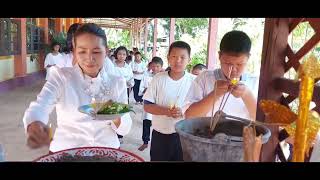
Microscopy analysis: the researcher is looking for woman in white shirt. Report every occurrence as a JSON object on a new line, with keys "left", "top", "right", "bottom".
{"left": 23, "top": 23, "right": 132, "bottom": 153}
{"left": 61, "top": 23, "right": 116, "bottom": 77}
{"left": 44, "top": 42, "right": 65, "bottom": 80}
{"left": 113, "top": 46, "right": 135, "bottom": 104}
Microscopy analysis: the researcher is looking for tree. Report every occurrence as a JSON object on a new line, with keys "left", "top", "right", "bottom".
{"left": 162, "top": 18, "right": 209, "bottom": 39}
{"left": 186, "top": 48, "right": 207, "bottom": 72}
{"left": 105, "top": 28, "right": 130, "bottom": 49}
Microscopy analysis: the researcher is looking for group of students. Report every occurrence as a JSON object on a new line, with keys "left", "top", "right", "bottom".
{"left": 23, "top": 22, "right": 259, "bottom": 161}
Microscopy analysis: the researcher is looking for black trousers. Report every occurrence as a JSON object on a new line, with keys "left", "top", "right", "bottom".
{"left": 142, "top": 120, "right": 152, "bottom": 144}
{"left": 133, "top": 79, "right": 143, "bottom": 103}
{"left": 127, "top": 88, "right": 130, "bottom": 104}
{"left": 150, "top": 130, "right": 183, "bottom": 161}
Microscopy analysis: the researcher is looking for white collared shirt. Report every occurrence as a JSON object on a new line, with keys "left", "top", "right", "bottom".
{"left": 44, "top": 53, "right": 65, "bottom": 68}
{"left": 183, "top": 69, "right": 259, "bottom": 120}
{"left": 61, "top": 52, "right": 73, "bottom": 68}
{"left": 23, "top": 64, "right": 132, "bottom": 152}
{"left": 44, "top": 53, "right": 65, "bottom": 80}
{"left": 113, "top": 61, "right": 135, "bottom": 88}
{"left": 139, "top": 71, "right": 154, "bottom": 120}
{"left": 131, "top": 61, "right": 147, "bottom": 80}
{"left": 143, "top": 71, "right": 196, "bottom": 134}
{"left": 104, "top": 57, "right": 116, "bottom": 77}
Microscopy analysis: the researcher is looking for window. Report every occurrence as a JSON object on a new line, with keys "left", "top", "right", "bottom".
{"left": 0, "top": 18, "right": 20, "bottom": 56}
{"left": 27, "top": 18, "right": 43, "bottom": 54}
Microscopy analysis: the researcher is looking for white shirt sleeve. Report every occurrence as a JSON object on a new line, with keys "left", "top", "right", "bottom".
{"left": 110, "top": 77, "right": 132, "bottom": 136}
{"left": 127, "top": 65, "right": 135, "bottom": 87}
{"left": 22, "top": 66, "right": 63, "bottom": 133}
{"left": 143, "top": 76, "right": 157, "bottom": 103}
{"left": 44, "top": 53, "right": 52, "bottom": 69}
{"left": 104, "top": 57, "right": 116, "bottom": 76}
{"left": 138, "top": 75, "right": 145, "bottom": 96}
{"left": 182, "top": 74, "right": 206, "bottom": 114}
{"left": 143, "top": 62, "right": 148, "bottom": 72}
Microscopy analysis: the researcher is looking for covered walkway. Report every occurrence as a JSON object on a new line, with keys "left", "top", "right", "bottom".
{"left": 1, "top": 18, "right": 320, "bottom": 161}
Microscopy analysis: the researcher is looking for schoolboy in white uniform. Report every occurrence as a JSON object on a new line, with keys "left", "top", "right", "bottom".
{"left": 143, "top": 41, "right": 196, "bottom": 161}
{"left": 184, "top": 30, "right": 258, "bottom": 121}
{"left": 138, "top": 57, "right": 163, "bottom": 151}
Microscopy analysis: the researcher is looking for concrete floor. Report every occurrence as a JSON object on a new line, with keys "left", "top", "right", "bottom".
{"left": 0, "top": 80, "right": 151, "bottom": 161}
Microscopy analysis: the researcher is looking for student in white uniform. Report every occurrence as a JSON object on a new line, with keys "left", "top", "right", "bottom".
{"left": 113, "top": 46, "right": 135, "bottom": 142}
{"left": 184, "top": 30, "right": 258, "bottom": 121}
{"left": 131, "top": 51, "right": 147, "bottom": 105}
{"left": 126, "top": 53, "right": 133, "bottom": 65}
{"left": 143, "top": 41, "right": 196, "bottom": 161}
{"left": 129, "top": 50, "right": 135, "bottom": 62}
{"left": 138, "top": 57, "right": 163, "bottom": 151}
{"left": 23, "top": 23, "right": 132, "bottom": 153}
{"left": 44, "top": 42, "right": 65, "bottom": 80}
{"left": 113, "top": 46, "right": 135, "bottom": 104}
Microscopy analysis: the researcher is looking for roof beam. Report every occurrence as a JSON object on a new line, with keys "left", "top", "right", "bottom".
{"left": 113, "top": 18, "right": 132, "bottom": 25}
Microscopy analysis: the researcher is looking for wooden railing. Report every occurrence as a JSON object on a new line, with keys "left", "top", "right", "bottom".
{"left": 257, "top": 18, "right": 320, "bottom": 162}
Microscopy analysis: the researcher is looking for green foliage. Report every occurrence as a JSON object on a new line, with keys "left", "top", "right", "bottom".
{"left": 186, "top": 49, "right": 207, "bottom": 72}
{"left": 106, "top": 29, "right": 130, "bottom": 49}
{"left": 162, "top": 18, "right": 209, "bottom": 39}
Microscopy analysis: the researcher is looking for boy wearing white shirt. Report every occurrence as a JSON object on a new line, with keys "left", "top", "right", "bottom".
{"left": 131, "top": 51, "right": 147, "bottom": 105}
{"left": 184, "top": 30, "right": 258, "bottom": 121}
{"left": 143, "top": 41, "right": 196, "bottom": 161}
{"left": 138, "top": 57, "right": 163, "bottom": 151}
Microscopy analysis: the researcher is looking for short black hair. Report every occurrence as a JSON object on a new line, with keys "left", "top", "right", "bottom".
{"left": 51, "top": 41, "right": 60, "bottom": 50}
{"left": 129, "top": 50, "right": 134, "bottom": 54}
{"left": 220, "top": 30, "right": 251, "bottom": 55}
{"left": 126, "top": 55, "right": 132, "bottom": 61}
{"left": 114, "top": 46, "right": 129, "bottom": 59}
{"left": 134, "top": 51, "right": 141, "bottom": 56}
{"left": 74, "top": 23, "right": 107, "bottom": 47}
{"left": 165, "top": 66, "right": 171, "bottom": 71}
{"left": 168, "top": 41, "right": 191, "bottom": 56}
{"left": 151, "top": 56, "right": 163, "bottom": 66}
{"left": 192, "top": 63, "right": 207, "bottom": 70}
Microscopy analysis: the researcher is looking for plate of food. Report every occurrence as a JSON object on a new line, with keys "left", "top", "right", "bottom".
{"left": 78, "top": 100, "right": 135, "bottom": 120}
{"left": 34, "top": 147, "right": 144, "bottom": 162}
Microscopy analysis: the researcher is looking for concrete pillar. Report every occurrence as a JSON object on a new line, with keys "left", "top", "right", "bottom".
{"left": 152, "top": 18, "right": 158, "bottom": 58}
{"left": 14, "top": 18, "right": 27, "bottom": 77}
{"left": 206, "top": 18, "right": 218, "bottom": 70}
{"left": 169, "top": 18, "right": 175, "bottom": 45}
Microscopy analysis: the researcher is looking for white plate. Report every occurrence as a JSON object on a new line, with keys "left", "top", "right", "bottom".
{"left": 78, "top": 104, "right": 129, "bottom": 121}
